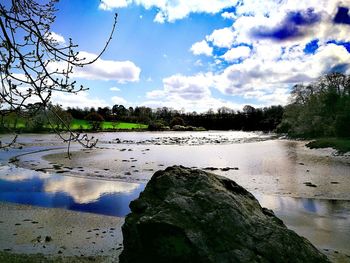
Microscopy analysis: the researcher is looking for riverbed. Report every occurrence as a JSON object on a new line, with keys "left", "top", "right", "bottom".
{"left": 0, "top": 131, "right": 349, "bottom": 260}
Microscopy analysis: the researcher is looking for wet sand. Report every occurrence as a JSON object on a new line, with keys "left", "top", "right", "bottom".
{"left": 0, "top": 202, "right": 123, "bottom": 262}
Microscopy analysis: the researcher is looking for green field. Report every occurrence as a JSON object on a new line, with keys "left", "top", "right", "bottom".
{"left": 70, "top": 119, "right": 148, "bottom": 130}
{"left": 1, "top": 116, "right": 147, "bottom": 131}
{"left": 306, "top": 138, "right": 350, "bottom": 154}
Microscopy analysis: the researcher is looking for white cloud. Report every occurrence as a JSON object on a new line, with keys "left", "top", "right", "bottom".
{"left": 110, "top": 87, "right": 121, "bottom": 91}
{"left": 99, "top": 0, "right": 130, "bottom": 10}
{"left": 182, "top": 0, "right": 350, "bottom": 108}
{"left": 206, "top": 27, "right": 235, "bottom": 48}
{"left": 190, "top": 40, "right": 213, "bottom": 56}
{"left": 222, "top": 46, "right": 251, "bottom": 61}
{"left": 99, "top": 0, "right": 239, "bottom": 22}
{"left": 51, "top": 91, "right": 110, "bottom": 108}
{"left": 221, "top": 11, "right": 236, "bottom": 20}
{"left": 48, "top": 51, "right": 141, "bottom": 83}
{"left": 144, "top": 73, "right": 256, "bottom": 112}
{"left": 111, "top": 95, "right": 128, "bottom": 105}
{"left": 161, "top": 73, "right": 213, "bottom": 100}
{"left": 47, "top": 32, "right": 65, "bottom": 44}
{"left": 213, "top": 43, "right": 350, "bottom": 102}
{"left": 74, "top": 52, "right": 141, "bottom": 83}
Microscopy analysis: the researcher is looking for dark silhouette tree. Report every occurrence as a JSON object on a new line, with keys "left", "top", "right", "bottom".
{"left": 85, "top": 112, "right": 104, "bottom": 131}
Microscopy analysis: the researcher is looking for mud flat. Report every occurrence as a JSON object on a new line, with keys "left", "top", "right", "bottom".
{"left": 0, "top": 201, "right": 124, "bottom": 262}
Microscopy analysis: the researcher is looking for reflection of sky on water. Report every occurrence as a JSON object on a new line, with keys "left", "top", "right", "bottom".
{"left": 256, "top": 194, "right": 350, "bottom": 253}
{"left": 0, "top": 165, "right": 144, "bottom": 216}
{"left": 44, "top": 176, "right": 140, "bottom": 204}
{"left": 256, "top": 194, "right": 349, "bottom": 217}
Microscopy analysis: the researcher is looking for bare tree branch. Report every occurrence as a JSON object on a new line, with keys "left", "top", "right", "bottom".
{"left": 0, "top": 0, "right": 117, "bottom": 156}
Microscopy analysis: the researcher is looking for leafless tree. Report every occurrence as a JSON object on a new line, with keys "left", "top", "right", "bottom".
{"left": 0, "top": 0, "right": 117, "bottom": 156}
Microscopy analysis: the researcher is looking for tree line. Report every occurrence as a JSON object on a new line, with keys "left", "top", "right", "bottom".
{"left": 278, "top": 72, "right": 350, "bottom": 138}
{"left": 64, "top": 104, "right": 284, "bottom": 132}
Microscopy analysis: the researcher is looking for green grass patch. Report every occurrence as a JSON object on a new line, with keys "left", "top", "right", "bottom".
{"left": 70, "top": 119, "right": 147, "bottom": 130}
{"left": 1, "top": 116, "right": 147, "bottom": 132}
{"left": 70, "top": 119, "right": 90, "bottom": 130}
{"left": 306, "top": 138, "right": 350, "bottom": 154}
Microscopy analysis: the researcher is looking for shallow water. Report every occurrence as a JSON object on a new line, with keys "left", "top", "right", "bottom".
{"left": 0, "top": 165, "right": 144, "bottom": 216}
{"left": 0, "top": 164, "right": 349, "bottom": 254}
{"left": 0, "top": 131, "right": 349, "bottom": 255}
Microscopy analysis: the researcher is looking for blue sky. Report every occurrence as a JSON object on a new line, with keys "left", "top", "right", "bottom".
{"left": 49, "top": 0, "right": 350, "bottom": 112}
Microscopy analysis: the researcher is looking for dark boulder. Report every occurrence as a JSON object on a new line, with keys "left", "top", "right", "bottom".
{"left": 120, "top": 166, "right": 329, "bottom": 263}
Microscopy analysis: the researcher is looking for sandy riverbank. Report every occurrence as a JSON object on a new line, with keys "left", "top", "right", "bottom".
{"left": 0, "top": 202, "right": 123, "bottom": 262}
{"left": 1, "top": 200, "right": 349, "bottom": 263}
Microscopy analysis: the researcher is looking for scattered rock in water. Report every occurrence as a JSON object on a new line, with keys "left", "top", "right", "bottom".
{"left": 8, "top": 157, "right": 19, "bottom": 164}
{"left": 304, "top": 182, "right": 317, "bottom": 187}
{"left": 220, "top": 167, "right": 239, "bottom": 171}
{"left": 56, "top": 171, "right": 68, "bottom": 174}
{"left": 203, "top": 167, "right": 219, "bottom": 171}
{"left": 35, "top": 168, "right": 47, "bottom": 172}
{"left": 120, "top": 166, "right": 329, "bottom": 263}
{"left": 52, "top": 164, "right": 62, "bottom": 170}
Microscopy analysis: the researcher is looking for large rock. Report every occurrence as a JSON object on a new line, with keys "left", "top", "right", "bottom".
{"left": 120, "top": 166, "right": 329, "bottom": 263}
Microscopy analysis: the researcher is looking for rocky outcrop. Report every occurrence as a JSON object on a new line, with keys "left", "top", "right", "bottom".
{"left": 120, "top": 166, "right": 329, "bottom": 263}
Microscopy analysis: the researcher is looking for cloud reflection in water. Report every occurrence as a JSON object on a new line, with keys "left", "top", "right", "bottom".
{"left": 44, "top": 176, "right": 140, "bottom": 204}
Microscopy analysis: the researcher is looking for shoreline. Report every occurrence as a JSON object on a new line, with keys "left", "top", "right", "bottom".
{"left": 0, "top": 199, "right": 349, "bottom": 263}
{"left": 1, "top": 132, "right": 350, "bottom": 262}
{"left": 0, "top": 201, "right": 123, "bottom": 262}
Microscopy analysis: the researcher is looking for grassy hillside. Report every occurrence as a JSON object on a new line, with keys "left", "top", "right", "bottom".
{"left": 306, "top": 138, "right": 350, "bottom": 154}
{"left": 70, "top": 119, "right": 147, "bottom": 130}
{"left": 1, "top": 116, "right": 147, "bottom": 131}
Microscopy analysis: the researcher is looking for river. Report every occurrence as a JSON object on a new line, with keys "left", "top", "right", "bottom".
{"left": 0, "top": 131, "right": 349, "bottom": 255}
